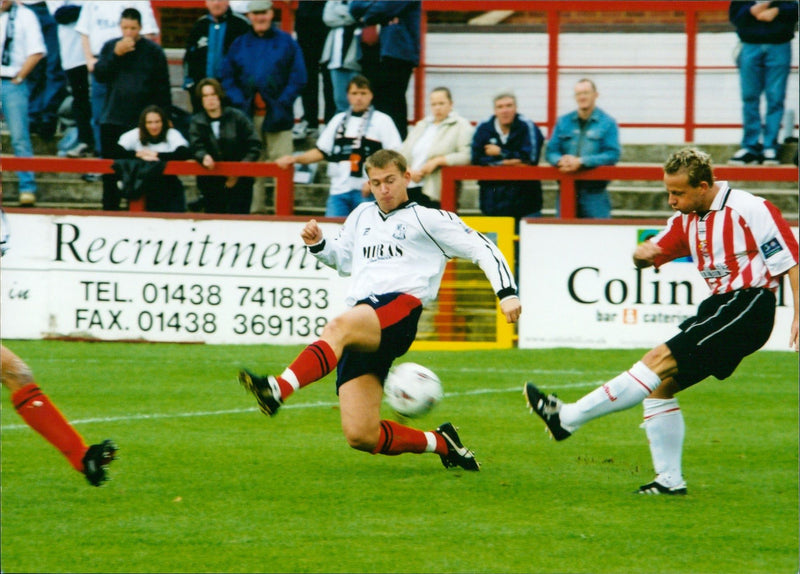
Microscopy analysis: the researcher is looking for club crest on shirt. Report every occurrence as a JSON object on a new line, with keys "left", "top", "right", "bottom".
{"left": 760, "top": 238, "right": 783, "bottom": 259}
{"left": 392, "top": 224, "right": 407, "bottom": 241}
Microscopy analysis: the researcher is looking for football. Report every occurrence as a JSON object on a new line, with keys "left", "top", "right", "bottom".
{"left": 384, "top": 362, "right": 443, "bottom": 418}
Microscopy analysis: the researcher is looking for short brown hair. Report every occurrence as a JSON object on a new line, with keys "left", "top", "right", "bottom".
{"left": 364, "top": 149, "right": 407, "bottom": 176}
{"left": 663, "top": 147, "right": 714, "bottom": 187}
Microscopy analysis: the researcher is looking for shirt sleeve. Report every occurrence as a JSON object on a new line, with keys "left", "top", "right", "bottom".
{"left": 749, "top": 199, "right": 799, "bottom": 276}
{"left": 651, "top": 213, "right": 691, "bottom": 268}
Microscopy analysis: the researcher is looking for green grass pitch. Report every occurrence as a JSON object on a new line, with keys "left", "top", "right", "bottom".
{"left": 1, "top": 340, "right": 797, "bottom": 574}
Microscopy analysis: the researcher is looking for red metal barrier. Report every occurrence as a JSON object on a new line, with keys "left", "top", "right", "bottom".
{"left": 1, "top": 156, "right": 296, "bottom": 215}
{"left": 439, "top": 164, "right": 799, "bottom": 218}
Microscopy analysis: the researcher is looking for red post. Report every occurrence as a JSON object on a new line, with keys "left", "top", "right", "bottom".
{"left": 684, "top": 6, "right": 698, "bottom": 143}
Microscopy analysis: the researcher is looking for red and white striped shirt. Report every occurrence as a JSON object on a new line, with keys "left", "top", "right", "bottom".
{"left": 651, "top": 182, "right": 798, "bottom": 295}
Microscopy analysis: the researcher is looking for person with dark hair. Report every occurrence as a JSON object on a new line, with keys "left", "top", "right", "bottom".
{"left": 183, "top": 0, "right": 251, "bottom": 113}
{"left": 238, "top": 149, "right": 521, "bottom": 471}
{"left": 117, "top": 105, "right": 190, "bottom": 212}
{"left": 189, "top": 77, "right": 262, "bottom": 214}
{"left": 525, "top": 147, "right": 799, "bottom": 495}
{"left": 93, "top": 6, "right": 171, "bottom": 210}
{"left": 275, "top": 74, "right": 401, "bottom": 216}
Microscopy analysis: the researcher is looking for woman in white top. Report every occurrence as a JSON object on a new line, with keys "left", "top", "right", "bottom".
{"left": 117, "top": 105, "right": 190, "bottom": 212}
{"left": 400, "top": 87, "right": 474, "bottom": 208}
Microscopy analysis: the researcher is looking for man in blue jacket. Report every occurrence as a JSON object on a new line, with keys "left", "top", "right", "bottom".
{"left": 728, "top": 1, "right": 798, "bottom": 166}
{"left": 221, "top": 0, "right": 306, "bottom": 212}
{"left": 349, "top": 1, "right": 420, "bottom": 139}
{"left": 546, "top": 78, "right": 621, "bottom": 219}
{"left": 472, "top": 91, "right": 544, "bottom": 226}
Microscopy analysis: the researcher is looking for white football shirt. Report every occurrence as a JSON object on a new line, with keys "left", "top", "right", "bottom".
{"left": 311, "top": 201, "right": 518, "bottom": 307}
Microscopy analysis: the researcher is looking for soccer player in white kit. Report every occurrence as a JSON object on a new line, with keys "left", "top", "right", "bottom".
{"left": 240, "top": 149, "right": 522, "bottom": 470}
{"left": 525, "top": 147, "right": 799, "bottom": 494}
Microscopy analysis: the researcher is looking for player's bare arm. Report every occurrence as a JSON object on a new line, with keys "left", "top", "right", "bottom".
{"left": 500, "top": 297, "right": 522, "bottom": 324}
{"left": 788, "top": 264, "right": 799, "bottom": 351}
{"left": 633, "top": 240, "right": 662, "bottom": 268}
{"left": 301, "top": 219, "right": 323, "bottom": 245}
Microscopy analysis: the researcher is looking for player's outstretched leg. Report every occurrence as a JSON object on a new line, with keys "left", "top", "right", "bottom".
{"left": 435, "top": 422, "right": 480, "bottom": 471}
{"left": 238, "top": 370, "right": 283, "bottom": 416}
{"left": 82, "top": 439, "right": 118, "bottom": 487}
{"left": 523, "top": 382, "right": 572, "bottom": 441}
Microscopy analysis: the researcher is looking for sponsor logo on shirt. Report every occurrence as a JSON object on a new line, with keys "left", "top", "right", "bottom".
{"left": 760, "top": 238, "right": 783, "bottom": 259}
{"left": 699, "top": 266, "right": 730, "bottom": 279}
{"left": 363, "top": 243, "right": 404, "bottom": 260}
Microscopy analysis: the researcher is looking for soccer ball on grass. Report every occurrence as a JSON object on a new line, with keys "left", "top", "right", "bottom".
{"left": 384, "top": 362, "right": 443, "bottom": 418}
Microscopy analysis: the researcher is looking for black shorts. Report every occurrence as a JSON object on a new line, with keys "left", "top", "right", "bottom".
{"left": 335, "top": 292, "right": 423, "bottom": 392}
{"left": 667, "top": 288, "right": 776, "bottom": 389}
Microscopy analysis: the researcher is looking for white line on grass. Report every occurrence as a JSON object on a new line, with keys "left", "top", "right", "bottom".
{"left": 1, "top": 381, "right": 603, "bottom": 431}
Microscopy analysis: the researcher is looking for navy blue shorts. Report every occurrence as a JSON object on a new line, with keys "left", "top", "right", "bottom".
{"left": 335, "top": 292, "right": 423, "bottom": 392}
{"left": 667, "top": 288, "right": 776, "bottom": 389}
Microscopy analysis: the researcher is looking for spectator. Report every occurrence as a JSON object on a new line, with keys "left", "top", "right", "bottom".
{"left": 23, "top": 1, "right": 67, "bottom": 140}
{"left": 349, "top": 1, "right": 420, "bottom": 139}
{"left": 75, "top": 1, "right": 158, "bottom": 157}
{"left": 546, "top": 78, "right": 621, "bottom": 219}
{"left": 116, "top": 105, "right": 190, "bottom": 213}
{"left": 221, "top": 0, "right": 306, "bottom": 214}
{"left": 189, "top": 78, "right": 262, "bottom": 214}
{"left": 728, "top": 1, "right": 798, "bottom": 165}
{"left": 472, "top": 91, "right": 545, "bottom": 225}
{"left": 183, "top": 0, "right": 251, "bottom": 113}
{"left": 275, "top": 74, "right": 402, "bottom": 217}
{"left": 292, "top": 0, "right": 335, "bottom": 139}
{"left": 321, "top": 0, "right": 361, "bottom": 116}
{"left": 50, "top": 1, "right": 94, "bottom": 158}
{"left": 1, "top": 0, "right": 45, "bottom": 207}
{"left": 401, "top": 86, "right": 473, "bottom": 209}
{"left": 93, "top": 7, "right": 170, "bottom": 211}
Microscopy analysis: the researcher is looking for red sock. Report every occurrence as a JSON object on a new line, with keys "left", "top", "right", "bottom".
{"left": 277, "top": 340, "right": 338, "bottom": 400}
{"left": 12, "top": 383, "right": 88, "bottom": 472}
{"left": 371, "top": 420, "right": 430, "bottom": 455}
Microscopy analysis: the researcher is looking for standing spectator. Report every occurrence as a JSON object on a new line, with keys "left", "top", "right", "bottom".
{"left": 321, "top": 0, "right": 361, "bottom": 116}
{"left": 238, "top": 149, "right": 521, "bottom": 470}
{"left": 93, "top": 7, "right": 170, "bottom": 211}
{"left": 221, "top": 0, "right": 306, "bottom": 214}
{"left": 472, "top": 91, "right": 545, "bottom": 225}
{"left": 117, "top": 105, "right": 190, "bottom": 213}
{"left": 525, "top": 147, "right": 799, "bottom": 495}
{"left": 189, "top": 78, "right": 262, "bottom": 214}
{"left": 546, "top": 78, "right": 621, "bottom": 219}
{"left": 75, "top": 1, "right": 158, "bottom": 157}
{"left": 292, "top": 0, "right": 335, "bottom": 139}
{"left": 182, "top": 0, "right": 250, "bottom": 113}
{"left": 50, "top": 1, "right": 94, "bottom": 158}
{"left": 1, "top": 0, "right": 45, "bottom": 207}
{"left": 274, "top": 74, "right": 401, "bottom": 217}
{"left": 728, "top": 1, "right": 798, "bottom": 165}
{"left": 401, "top": 86, "right": 473, "bottom": 209}
{"left": 349, "top": 1, "right": 420, "bottom": 139}
{"left": 24, "top": 1, "right": 66, "bottom": 140}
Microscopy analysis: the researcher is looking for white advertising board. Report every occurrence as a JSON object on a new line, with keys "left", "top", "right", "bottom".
{"left": 518, "top": 221, "right": 798, "bottom": 351}
{"left": 1, "top": 213, "right": 350, "bottom": 344}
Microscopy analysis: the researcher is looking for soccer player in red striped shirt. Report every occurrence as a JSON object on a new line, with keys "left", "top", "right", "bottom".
{"left": 525, "top": 147, "right": 798, "bottom": 495}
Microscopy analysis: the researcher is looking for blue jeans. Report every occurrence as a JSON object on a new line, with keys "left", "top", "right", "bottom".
{"left": 1, "top": 79, "right": 36, "bottom": 193}
{"left": 90, "top": 72, "right": 107, "bottom": 155}
{"left": 330, "top": 68, "right": 358, "bottom": 114}
{"left": 555, "top": 188, "right": 611, "bottom": 219}
{"left": 326, "top": 189, "right": 370, "bottom": 217}
{"left": 26, "top": 1, "right": 67, "bottom": 127}
{"left": 737, "top": 41, "right": 792, "bottom": 153}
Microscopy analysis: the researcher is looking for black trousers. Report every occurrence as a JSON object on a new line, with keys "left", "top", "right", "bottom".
{"left": 100, "top": 123, "right": 129, "bottom": 211}
{"left": 295, "top": 16, "right": 335, "bottom": 126}
{"left": 65, "top": 65, "right": 94, "bottom": 147}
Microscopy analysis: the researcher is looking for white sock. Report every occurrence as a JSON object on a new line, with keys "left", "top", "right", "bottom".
{"left": 424, "top": 432, "right": 438, "bottom": 453}
{"left": 280, "top": 368, "right": 300, "bottom": 391}
{"left": 641, "top": 398, "right": 685, "bottom": 488}
{"left": 560, "top": 361, "right": 661, "bottom": 431}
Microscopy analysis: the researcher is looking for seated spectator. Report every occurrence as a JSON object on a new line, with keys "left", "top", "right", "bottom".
{"left": 472, "top": 91, "right": 544, "bottom": 226}
{"left": 546, "top": 78, "right": 620, "bottom": 219}
{"left": 117, "top": 105, "right": 190, "bottom": 213}
{"left": 189, "top": 78, "right": 262, "bottom": 214}
{"left": 401, "top": 86, "right": 473, "bottom": 209}
{"left": 274, "top": 74, "right": 402, "bottom": 217}
{"left": 183, "top": 0, "right": 251, "bottom": 113}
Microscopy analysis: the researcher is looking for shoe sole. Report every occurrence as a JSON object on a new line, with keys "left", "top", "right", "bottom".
{"left": 238, "top": 370, "right": 279, "bottom": 416}
{"left": 83, "top": 439, "right": 118, "bottom": 487}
